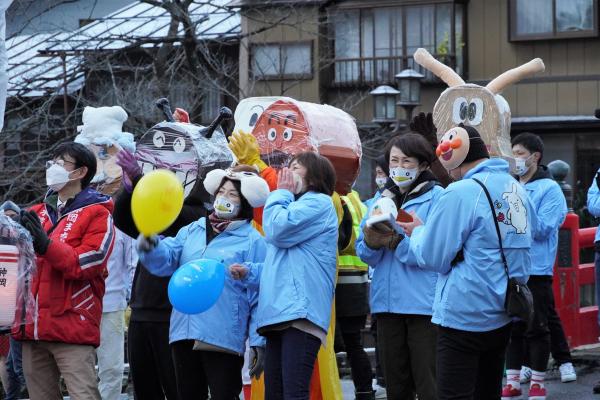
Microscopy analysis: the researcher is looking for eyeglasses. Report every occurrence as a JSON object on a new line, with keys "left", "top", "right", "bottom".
{"left": 46, "top": 159, "right": 76, "bottom": 169}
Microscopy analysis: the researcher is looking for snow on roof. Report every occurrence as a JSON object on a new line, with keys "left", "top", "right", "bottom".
{"left": 44, "top": 0, "right": 240, "bottom": 52}
{"left": 7, "top": 1, "right": 240, "bottom": 98}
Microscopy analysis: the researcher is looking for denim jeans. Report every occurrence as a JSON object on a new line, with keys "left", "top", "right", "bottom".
{"left": 264, "top": 327, "right": 321, "bottom": 400}
{"left": 5, "top": 337, "right": 26, "bottom": 400}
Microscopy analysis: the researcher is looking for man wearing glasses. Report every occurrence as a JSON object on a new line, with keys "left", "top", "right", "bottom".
{"left": 12, "top": 142, "right": 115, "bottom": 400}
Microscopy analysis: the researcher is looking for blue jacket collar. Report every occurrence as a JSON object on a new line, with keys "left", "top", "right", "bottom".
{"left": 463, "top": 158, "right": 509, "bottom": 180}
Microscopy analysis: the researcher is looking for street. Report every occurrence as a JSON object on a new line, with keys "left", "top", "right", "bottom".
{"left": 340, "top": 365, "right": 600, "bottom": 399}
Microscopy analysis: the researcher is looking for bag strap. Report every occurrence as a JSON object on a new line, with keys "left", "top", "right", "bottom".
{"left": 472, "top": 178, "right": 510, "bottom": 278}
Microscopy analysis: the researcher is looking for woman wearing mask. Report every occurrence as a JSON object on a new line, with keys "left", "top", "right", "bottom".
{"left": 365, "top": 155, "right": 391, "bottom": 209}
{"left": 136, "top": 165, "right": 269, "bottom": 400}
{"left": 356, "top": 133, "right": 442, "bottom": 400}
{"left": 235, "top": 152, "right": 338, "bottom": 399}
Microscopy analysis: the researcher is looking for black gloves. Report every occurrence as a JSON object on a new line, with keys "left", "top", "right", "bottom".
{"left": 409, "top": 112, "right": 438, "bottom": 149}
{"left": 249, "top": 346, "right": 265, "bottom": 379}
{"left": 21, "top": 210, "right": 50, "bottom": 255}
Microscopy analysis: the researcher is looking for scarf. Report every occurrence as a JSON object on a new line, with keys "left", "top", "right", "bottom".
{"left": 208, "top": 212, "right": 245, "bottom": 234}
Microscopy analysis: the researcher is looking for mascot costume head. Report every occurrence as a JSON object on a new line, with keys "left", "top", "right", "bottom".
{"left": 234, "top": 97, "right": 362, "bottom": 195}
{"left": 412, "top": 48, "right": 545, "bottom": 168}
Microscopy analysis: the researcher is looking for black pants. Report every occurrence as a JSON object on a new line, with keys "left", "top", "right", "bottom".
{"left": 370, "top": 315, "right": 385, "bottom": 385}
{"left": 128, "top": 320, "right": 178, "bottom": 400}
{"left": 506, "top": 275, "right": 552, "bottom": 372}
{"left": 336, "top": 315, "right": 373, "bottom": 393}
{"left": 437, "top": 323, "right": 512, "bottom": 400}
{"left": 264, "top": 327, "right": 321, "bottom": 400}
{"left": 548, "top": 292, "right": 572, "bottom": 365}
{"left": 377, "top": 313, "right": 437, "bottom": 400}
{"left": 171, "top": 339, "right": 244, "bottom": 400}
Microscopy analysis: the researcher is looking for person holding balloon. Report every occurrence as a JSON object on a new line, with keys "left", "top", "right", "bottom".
{"left": 136, "top": 165, "right": 270, "bottom": 400}
{"left": 231, "top": 152, "right": 338, "bottom": 399}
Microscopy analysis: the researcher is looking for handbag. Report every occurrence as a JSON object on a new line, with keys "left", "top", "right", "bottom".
{"left": 473, "top": 178, "right": 534, "bottom": 323}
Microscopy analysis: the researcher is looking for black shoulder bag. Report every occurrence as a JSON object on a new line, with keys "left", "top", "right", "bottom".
{"left": 472, "top": 178, "right": 534, "bottom": 324}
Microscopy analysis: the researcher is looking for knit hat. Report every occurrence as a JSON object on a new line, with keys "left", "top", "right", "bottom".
{"left": 462, "top": 125, "right": 490, "bottom": 164}
{"left": 436, "top": 124, "right": 489, "bottom": 170}
{"left": 0, "top": 201, "right": 20, "bottom": 215}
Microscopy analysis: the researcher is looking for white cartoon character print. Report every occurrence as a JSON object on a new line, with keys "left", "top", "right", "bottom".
{"left": 500, "top": 183, "right": 527, "bottom": 234}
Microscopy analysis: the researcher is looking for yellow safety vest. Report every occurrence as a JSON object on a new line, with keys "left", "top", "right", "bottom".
{"left": 338, "top": 191, "right": 368, "bottom": 273}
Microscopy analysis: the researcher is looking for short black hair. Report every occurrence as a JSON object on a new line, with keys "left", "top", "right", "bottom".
{"left": 290, "top": 152, "right": 336, "bottom": 196}
{"left": 375, "top": 155, "right": 389, "bottom": 176}
{"left": 385, "top": 132, "right": 435, "bottom": 166}
{"left": 511, "top": 132, "right": 544, "bottom": 164}
{"left": 51, "top": 142, "right": 97, "bottom": 188}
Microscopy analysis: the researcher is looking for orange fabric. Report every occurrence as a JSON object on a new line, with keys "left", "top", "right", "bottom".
{"left": 253, "top": 167, "right": 278, "bottom": 227}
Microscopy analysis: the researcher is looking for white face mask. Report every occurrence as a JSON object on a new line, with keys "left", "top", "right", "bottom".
{"left": 46, "top": 164, "right": 75, "bottom": 192}
{"left": 292, "top": 172, "right": 305, "bottom": 194}
{"left": 514, "top": 155, "right": 533, "bottom": 177}
{"left": 389, "top": 166, "right": 419, "bottom": 188}
{"left": 213, "top": 196, "right": 241, "bottom": 219}
{"left": 375, "top": 177, "right": 387, "bottom": 190}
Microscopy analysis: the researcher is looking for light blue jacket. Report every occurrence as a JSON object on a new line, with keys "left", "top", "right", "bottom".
{"left": 364, "top": 191, "right": 382, "bottom": 210}
{"left": 139, "top": 219, "right": 267, "bottom": 353}
{"left": 410, "top": 158, "right": 533, "bottom": 332}
{"left": 256, "top": 189, "right": 338, "bottom": 333}
{"left": 356, "top": 181, "right": 442, "bottom": 315}
{"left": 522, "top": 166, "right": 567, "bottom": 276}
{"left": 587, "top": 170, "right": 600, "bottom": 242}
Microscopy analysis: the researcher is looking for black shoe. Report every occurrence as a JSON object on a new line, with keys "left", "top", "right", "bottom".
{"left": 593, "top": 380, "right": 600, "bottom": 394}
{"left": 355, "top": 390, "right": 376, "bottom": 400}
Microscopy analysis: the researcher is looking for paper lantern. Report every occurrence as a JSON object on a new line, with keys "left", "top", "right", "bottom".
{"left": 0, "top": 244, "right": 19, "bottom": 327}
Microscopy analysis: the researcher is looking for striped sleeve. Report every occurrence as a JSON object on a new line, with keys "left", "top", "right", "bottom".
{"left": 78, "top": 216, "right": 115, "bottom": 270}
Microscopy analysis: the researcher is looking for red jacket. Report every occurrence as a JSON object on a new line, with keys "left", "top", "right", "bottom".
{"left": 12, "top": 188, "right": 115, "bottom": 347}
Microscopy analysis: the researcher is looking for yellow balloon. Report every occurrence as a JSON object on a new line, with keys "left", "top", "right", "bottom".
{"left": 131, "top": 169, "right": 184, "bottom": 236}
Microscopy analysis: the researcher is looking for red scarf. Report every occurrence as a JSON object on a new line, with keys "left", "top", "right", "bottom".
{"left": 208, "top": 212, "right": 245, "bottom": 234}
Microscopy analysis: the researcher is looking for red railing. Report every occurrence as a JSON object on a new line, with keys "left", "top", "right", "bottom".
{"left": 553, "top": 213, "right": 599, "bottom": 348}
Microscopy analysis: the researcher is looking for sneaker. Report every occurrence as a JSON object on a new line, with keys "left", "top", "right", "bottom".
{"left": 593, "top": 380, "right": 600, "bottom": 394}
{"left": 501, "top": 384, "right": 522, "bottom": 399}
{"left": 528, "top": 384, "right": 546, "bottom": 400}
{"left": 374, "top": 383, "right": 387, "bottom": 399}
{"left": 520, "top": 366, "right": 532, "bottom": 383}
{"left": 559, "top": 362, "right": 577, "bottom": 382}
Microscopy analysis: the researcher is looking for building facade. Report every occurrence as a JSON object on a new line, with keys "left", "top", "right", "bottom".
{"left": 234, "top": 0, "right": 600, "bottom": 203}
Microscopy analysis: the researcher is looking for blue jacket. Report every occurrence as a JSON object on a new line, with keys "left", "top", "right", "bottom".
{"left": 587, "top": 170, "right": 600, "bottom": 242}
{"left": 139, "top": 219, "right": 267, "bottom": 353}
{"left": 522, "top": 166, "right": 567, "bottom": 276}
{"left": 364, "top": 191, "right": 382, "bottom": 210}
{"left": 357, "top": 178, "right": 442, "bottom": 316}
{"left": 410, "top": 158, "right": 533, "bottom": 332}
{"left": 257, "top": 189, "right": 338, "bottom": 333}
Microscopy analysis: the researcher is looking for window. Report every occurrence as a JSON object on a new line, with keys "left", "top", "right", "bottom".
{"left": 251, "top": 42, "right": 313, "bottom": 80}
{"left": 510, "top": 0, "right": 598, "bottom": 41}
{"left": 331, "top": 3, "right": 465, "bottom": 85}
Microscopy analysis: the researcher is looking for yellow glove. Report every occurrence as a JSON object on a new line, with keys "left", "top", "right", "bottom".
{"left": 228, "top": 129, "right": 268, "bottom": 172}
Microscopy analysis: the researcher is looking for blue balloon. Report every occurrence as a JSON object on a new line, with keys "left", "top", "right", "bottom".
{"left": 168, "top": 259, "right": 225, "bottom": 314}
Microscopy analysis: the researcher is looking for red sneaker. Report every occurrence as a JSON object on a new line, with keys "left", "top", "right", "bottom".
{"left": 528, "top": 384, "right": 546, "bottom": 400}
{"left": 501, "top": 384, "right": 522, "bottom": 399}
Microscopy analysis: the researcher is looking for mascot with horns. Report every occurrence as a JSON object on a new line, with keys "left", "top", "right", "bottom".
{"left": 409, "top": 48, "right": 545, "bottom": 185}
